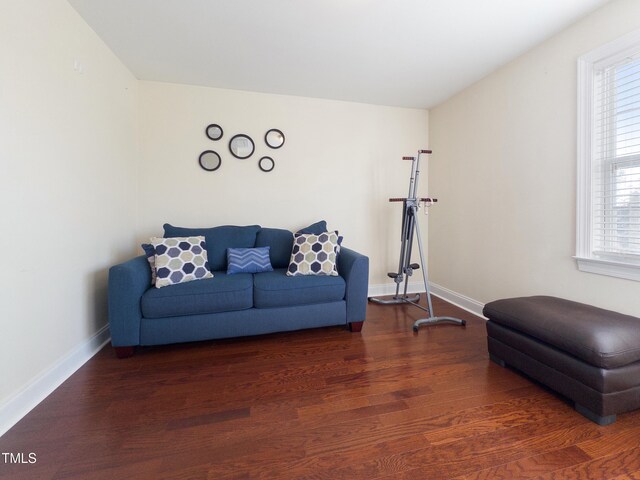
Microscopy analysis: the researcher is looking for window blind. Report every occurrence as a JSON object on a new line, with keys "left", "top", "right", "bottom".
{"left": 591, "top": 53, "right": 640, "bottom": 261}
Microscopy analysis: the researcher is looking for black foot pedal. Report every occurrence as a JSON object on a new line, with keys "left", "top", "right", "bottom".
{"left": 387, "top": 272, "right": 399, "bottom": 279}
{"left": 410, "top": 263, "right": 420, "bottom": 270}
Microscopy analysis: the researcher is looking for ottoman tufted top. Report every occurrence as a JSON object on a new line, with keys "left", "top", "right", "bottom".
{"left": 483, "top": 296, "right": 640, "bottom": 369}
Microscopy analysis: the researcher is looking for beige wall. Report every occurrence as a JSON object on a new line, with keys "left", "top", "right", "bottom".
{"left": 0, "top": 4, "right": 427, "bottom": 416}
{"left": 428, "top": 0, "right": 640, "bottom": 316}
{"left": 0, "top": 0, "right": 138, "bottom": 405}
{"left": 138, "top": 81, "right": 429, "bottom": 284}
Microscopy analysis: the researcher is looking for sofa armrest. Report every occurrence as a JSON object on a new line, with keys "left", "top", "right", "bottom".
{"left": 108, "top": 255, "right": 151, "bottom": 347}
{"left": 337, "top": 247, "right": 369, "bottom": 324}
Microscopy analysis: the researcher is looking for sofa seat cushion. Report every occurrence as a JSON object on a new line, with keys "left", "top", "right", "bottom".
{"left": 483, "top": 296, "right": 640, "bottom": 369}
{"left": 141, "top": 272, "right": 253, "bottom": 319}
{"left": 254, "top": 268, "right": 345, "bottom": 308}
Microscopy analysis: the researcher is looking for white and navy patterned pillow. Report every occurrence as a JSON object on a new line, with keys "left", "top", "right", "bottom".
{"left": 141, "top": 243, "right": 157, "bottom": 285}
{"left": 227, "top": 247, "right": 274, "bottom": 274}
{"left": 286, "top": 231, "right": 340, "bottom": 276}
{"left": 150, "top": 236, "right": 213, "bottom": 288}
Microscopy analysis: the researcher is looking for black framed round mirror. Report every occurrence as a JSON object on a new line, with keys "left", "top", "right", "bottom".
{"left": 265, "top": 129, "right": 285, "bottom": 149}
{"left": 229, "top": 134, "right": 255, "bottom": 159}
{"left": 205, "top": 124, "right": 223, "bottom": 141}
{"left": 259, "top": 156, "right": 275, "bottom": 172}
{"left": 199, "top": 150, "right": 221, "bottom": 171}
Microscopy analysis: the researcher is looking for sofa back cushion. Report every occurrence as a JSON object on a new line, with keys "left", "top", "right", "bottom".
{"left": 163, "top": 224, "right": 260, "bottom": 271}
{"left": 296, "top": 220, "right": 327, "bottom": 234}
{"left": 255, "top": 228, "right": 294, "bottom": 269}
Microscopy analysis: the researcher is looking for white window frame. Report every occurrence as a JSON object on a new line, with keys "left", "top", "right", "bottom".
{"left": 576, "top": 29, "right": 640, "bottom": 282}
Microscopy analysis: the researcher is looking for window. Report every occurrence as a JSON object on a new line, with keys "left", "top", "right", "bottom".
{"left": 576, "top": 30, "right": 640, "bottom": 281}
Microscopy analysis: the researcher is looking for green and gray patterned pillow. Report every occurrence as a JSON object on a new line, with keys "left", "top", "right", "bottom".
{"left": 150, "top": 236, "right": 213, "bottom": 288}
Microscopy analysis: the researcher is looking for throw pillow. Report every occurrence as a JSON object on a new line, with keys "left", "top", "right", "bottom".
{"left": 141, "top": 243, "right": 157, "bottom": 285}
{"left": 150, "top": 236, "right": 213, "bottom": 288}
{"left": 286, "top": 231, "right": 340, "bottom": 276}
{"left": 295, "top": 221, "right": 342, "bottom": 254}
{"left": 227, "top": 247, "right": 274, "bottom": 275}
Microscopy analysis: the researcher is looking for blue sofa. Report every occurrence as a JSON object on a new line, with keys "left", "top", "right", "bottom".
{"left": 108, "top": 224, "right": 369, "bottom": 357}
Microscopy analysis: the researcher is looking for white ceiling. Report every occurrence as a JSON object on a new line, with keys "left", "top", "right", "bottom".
{"left": 68, "top": 0, "right": 612, "bottom": 109}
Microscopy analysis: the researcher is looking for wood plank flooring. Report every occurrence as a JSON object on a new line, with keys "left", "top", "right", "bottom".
{"left": 2, "top": 296, "right": 640, "bottom": 479}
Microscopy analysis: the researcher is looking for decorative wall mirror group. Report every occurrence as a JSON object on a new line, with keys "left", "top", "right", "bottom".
{"left": 199, "top": 124, "right": 284, "bottom": 173}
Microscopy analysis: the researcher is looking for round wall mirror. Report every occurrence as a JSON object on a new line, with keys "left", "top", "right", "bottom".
{"left": 259, "top": 156, "right": 275, "bottom": 172}
{"left": 199, "top": 150, "right": 221, "bottom": 171}
{"left": 205, "top": 124, "right": 223, "bottom": 141}
{"left": 265, "top": 129, "right": 285, "bottom": 149}
{"left": 229, "top": 134, "right": 255, "bottom": 159}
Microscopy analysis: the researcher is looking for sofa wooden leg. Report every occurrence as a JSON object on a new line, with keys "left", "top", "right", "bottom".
{"left": 349, "top": 321, "right": 363, "bottom": 333}
{"left": 114, "top": 346, "right": 135, "bottom": 358}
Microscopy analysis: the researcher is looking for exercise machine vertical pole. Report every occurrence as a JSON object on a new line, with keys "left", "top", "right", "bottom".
{"left": 411, "top": 204, "right": 435, "bottom": 316}
{"left": 412, "top": 150, "right": 465, "bottom": 331}
{"left": 412, "top": 211, "right": 465, "bottom": 330}
{"left": 401, "top": 153, "right": 420, "bottom": 299}
{"left": 400, "top": 155, "right": 420, "bottom": 300}
{"left": 395, "top": 199, "right": 409, "bottom": 298}
{"left": 401, "top": 201, "right": 413, "bottom": 299}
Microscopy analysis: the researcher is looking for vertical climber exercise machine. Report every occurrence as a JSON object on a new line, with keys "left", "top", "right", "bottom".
{"left": 368, "top": 149, "right": 466, "bottom": 332}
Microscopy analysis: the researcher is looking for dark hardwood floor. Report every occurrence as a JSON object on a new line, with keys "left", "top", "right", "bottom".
{"left": 2, "top": 296, "right": 640, "bottom": 479}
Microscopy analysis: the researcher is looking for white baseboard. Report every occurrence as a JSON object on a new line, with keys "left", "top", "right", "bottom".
{"left": 368, "top": 281, "right": 486, "bottom": 319}
{"left": 0, "top": 325, "right": 111, "bottom": 437}
{"left": 428, "top": 282, "right": 486, "bottom": 318}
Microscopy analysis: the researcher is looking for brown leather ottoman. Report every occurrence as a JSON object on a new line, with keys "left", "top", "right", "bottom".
{"left": 483, "top": 296, "right": 640, "bottom": 425}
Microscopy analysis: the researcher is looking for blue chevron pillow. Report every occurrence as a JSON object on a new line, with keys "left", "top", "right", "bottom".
{"left": 227, "top": 247, "right": 274, "bottom": 275}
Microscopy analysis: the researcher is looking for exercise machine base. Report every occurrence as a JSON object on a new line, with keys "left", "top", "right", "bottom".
{"left": 413, "top": 316, "right": 466, "bottom": 332}
{"left": 368, "top": 294, "right": 420, "bottom": 305}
